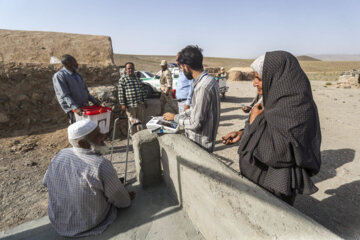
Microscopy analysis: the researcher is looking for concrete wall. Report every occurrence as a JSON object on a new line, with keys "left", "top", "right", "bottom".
{"left": 133, "top": 131, "right": 340, "bottom": 240}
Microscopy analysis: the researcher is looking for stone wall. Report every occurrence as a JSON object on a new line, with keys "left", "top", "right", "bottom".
{"left": 132, "top": 131, "right": 340, "bottom": 240}
{"left": 0, "top": 62, "right": 122, "bottom": 137}
{"left": 337, "top": 70, "right": 360, "bottom": 88}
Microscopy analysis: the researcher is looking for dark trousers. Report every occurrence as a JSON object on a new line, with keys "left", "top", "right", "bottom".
{"left": 67, "top": 111, "right": 76, "bottom": 124}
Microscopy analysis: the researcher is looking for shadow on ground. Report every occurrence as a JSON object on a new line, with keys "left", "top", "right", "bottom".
{"left": 2, "top": 183, "right": 195, "bottom": 240}
{"left": 294, "top": 148, "right": 358, "bottom": 240}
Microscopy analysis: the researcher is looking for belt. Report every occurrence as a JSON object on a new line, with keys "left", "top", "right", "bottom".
{"left": 177, "top": 99, "right": 187, "bottom": 102}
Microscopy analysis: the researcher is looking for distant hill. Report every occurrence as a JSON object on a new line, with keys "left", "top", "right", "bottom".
{"left": 115, "top": 53, "right": 360, "bottom": 74}
{"left": 309, "top": 54, "right": 360, "bottom": 61}
{"left": 297, "top": 55, "right": 321, "bottom": 61}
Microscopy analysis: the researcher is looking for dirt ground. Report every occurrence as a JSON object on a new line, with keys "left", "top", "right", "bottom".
{"left": 1, "top": 81, "right": 359, "bottom": 239}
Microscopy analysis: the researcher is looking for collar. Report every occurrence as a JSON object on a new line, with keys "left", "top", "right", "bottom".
{"left": 124, "top": 74, "right": 137, "bottom": 79}
{"left": 72, "top": 147, "right": 98, "bottom": 156}
{"left": 194, "top": 70, "right": 208, "bottom": 85}
{"left": 62, "top": 67, "right": 75, "bottom": 75}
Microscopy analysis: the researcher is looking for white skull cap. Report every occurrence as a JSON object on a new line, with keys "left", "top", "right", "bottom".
{"left": 68, "top": 119, "right": 97, "bottom": 140}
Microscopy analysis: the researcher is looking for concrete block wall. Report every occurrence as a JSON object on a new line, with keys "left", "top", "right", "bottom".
{"left": 133, "top": 131, "right": 340, "bottom": 240}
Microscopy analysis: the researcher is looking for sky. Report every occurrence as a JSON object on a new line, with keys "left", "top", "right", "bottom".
{"left": 0, "top": 0, "right": 359, "bottom": 58}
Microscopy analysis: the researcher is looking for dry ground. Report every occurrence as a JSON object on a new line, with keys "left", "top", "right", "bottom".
{"left": 1, "top": 80, "right": 359, "bottom": 239}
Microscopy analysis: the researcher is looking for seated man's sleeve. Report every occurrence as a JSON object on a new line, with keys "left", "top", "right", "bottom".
{"left": 53, "top": 73, "right": 79, "bottom": 110}
{"left": 100, "top": 159, "right": 131, "bottom": 208}
{"left": 174, "top": 87, "right": 210, "bottom": 131}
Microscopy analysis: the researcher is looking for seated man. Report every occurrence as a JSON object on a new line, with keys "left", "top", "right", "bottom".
{"left": 43, "top": 119, "right": 133, "bottom": 237}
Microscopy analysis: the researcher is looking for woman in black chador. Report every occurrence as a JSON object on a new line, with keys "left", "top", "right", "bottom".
{"left": 222, "top": 51, "right": 321, "bottom": 205}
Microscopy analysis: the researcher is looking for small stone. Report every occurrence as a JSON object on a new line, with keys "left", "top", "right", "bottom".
{"left": 334, "top": 98, "right": 337, "bottom": 101}
{"left": 24, "top": 161, "right": 37, "bottom": 167}
{"left": 0, "top": 112, "right": 9, "bottom": 123}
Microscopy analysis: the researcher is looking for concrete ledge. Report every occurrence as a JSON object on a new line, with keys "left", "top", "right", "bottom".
{"left": 0, "top": 183, "right": 204, "bottom": 240}
{"left": 156, "top": 134, "right": 340, "bottom": 240}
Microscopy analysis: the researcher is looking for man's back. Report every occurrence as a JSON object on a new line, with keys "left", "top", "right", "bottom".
{"left": 43, "top": 147, "right": 130, "bottom": 237}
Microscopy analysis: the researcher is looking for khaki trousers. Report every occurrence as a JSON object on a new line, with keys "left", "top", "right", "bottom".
{"left": 125, "top": 103, "right": 145, "bottom": 134}
{"left": 160, "top": 92, "right": 178, "bottom": 114}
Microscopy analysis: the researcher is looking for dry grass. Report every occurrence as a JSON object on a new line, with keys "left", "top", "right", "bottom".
{"left": 114, "top": 54, "right": 360, "bottom": 80}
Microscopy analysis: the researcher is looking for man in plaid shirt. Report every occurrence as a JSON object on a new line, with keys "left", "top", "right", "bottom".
{"left": 118, "top": 62, "right": 147, "bottom": 133}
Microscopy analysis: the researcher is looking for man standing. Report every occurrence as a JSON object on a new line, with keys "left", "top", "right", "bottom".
{"left": 118, "top": 62, "right": 147, "bottom": 133}
{"left": 175, "top": 53, "right": 194, "bottom": 113}
{"left": 217, "top": 67, "right": 228, "bottom": 79}
{"left": 53, "top": 54, "right": 99, "bottom": 123}
{"left": 163, "top": 45, "right": 220, "bottom": 153}
{"left": 43, "top": 119, "right": 133, "bottom": 237}
{"left": 159, "top": 60, "right": 178, "bottom": 114}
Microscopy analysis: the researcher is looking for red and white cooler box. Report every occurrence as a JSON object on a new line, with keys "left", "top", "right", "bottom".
{"left": 74, "top": 105, "right": 112, "bottom": 134}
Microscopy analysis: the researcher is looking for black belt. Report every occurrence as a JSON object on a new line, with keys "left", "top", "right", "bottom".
{"left": 177, "top": 99, "right": 187, "bottom": 102}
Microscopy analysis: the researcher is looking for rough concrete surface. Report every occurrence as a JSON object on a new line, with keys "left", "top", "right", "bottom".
{"left": 0, "top": 183, "right": 204, "bottom": 240}
{"left": 132, "top": 130, "right": 162, "bottom": 188}
{"left": 154, "top": 133, "right": 340, "bottom": 240}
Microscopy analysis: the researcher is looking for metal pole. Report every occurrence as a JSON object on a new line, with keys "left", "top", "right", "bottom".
{"left": 110, "top": 118, "right": 119, "bottom": 161}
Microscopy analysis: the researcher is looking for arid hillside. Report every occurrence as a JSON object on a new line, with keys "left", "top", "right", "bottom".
{"left": 114, "top": 53, "right": 360, "bottom": 81}
{"left": 0, "top": 29, "right": 115, "bottom": 65}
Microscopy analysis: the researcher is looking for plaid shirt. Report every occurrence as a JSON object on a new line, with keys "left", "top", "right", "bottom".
{"left": 118, "top": 74, "right": 146, "bottom": 107}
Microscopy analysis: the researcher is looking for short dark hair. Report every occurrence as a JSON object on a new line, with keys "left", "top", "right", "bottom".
{"left": 178, "top": 45, "right": 203, "bottom": 70}
{"left": 61, "top": 54, "right": 75, "bottom": 65}
{"left": 124, "top": 62, "right": 135, "bottom": 69}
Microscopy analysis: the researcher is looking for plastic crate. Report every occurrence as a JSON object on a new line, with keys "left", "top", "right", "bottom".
{"left": 74, "top": 105, "right": 112, "bottom": 134}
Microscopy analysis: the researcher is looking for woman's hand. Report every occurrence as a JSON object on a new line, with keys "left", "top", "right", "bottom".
{"left": 222, "top": 130, "right": 243, "bottom": 145}
{"left": 250, "top": 103, "right": 264, "bottom": 124}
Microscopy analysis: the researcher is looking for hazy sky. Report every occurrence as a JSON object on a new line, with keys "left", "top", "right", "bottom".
{"left": 1, "top": 0, "right": 359, "bottom": 58}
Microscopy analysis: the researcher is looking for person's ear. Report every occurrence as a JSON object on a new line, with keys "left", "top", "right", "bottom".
{"left": 78, "top": 139, "right": 90, "bottom": 149}
{"left": 183, "top": 64, "right": 189, "bottom": 72}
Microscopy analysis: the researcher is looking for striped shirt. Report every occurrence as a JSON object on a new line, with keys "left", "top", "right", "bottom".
{"left": 174, "top": 71, "right": 220, "bottom": 152}
{"left": 42, "top": 147, "right": 130, "bottom": 237}
{"left": 118, "top": 74, "right": 146, "bottom": 107}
